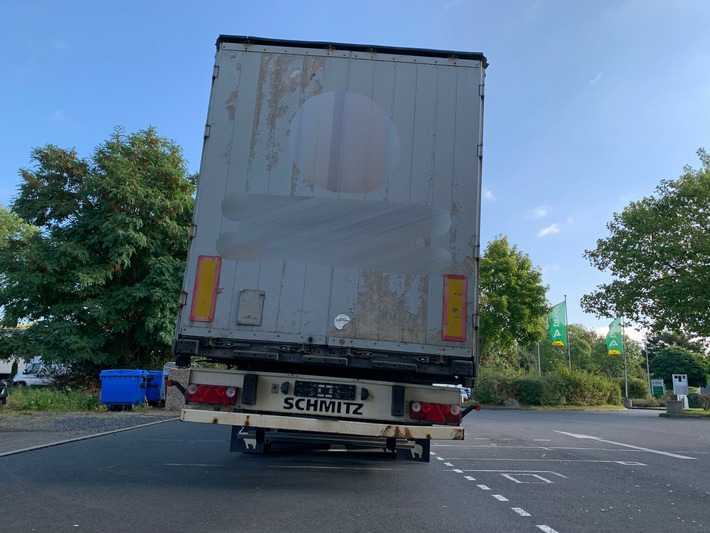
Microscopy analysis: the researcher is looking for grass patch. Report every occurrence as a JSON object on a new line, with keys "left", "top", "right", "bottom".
{"left": 682, "top": 408, "right": 710, "bottom": 417}
{"left": 4, "top": 386, "right": 102, "bottom": 412}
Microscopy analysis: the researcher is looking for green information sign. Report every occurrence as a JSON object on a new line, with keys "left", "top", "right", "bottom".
{"left": 651, "top": 379, "right": 665, "bottom": 397}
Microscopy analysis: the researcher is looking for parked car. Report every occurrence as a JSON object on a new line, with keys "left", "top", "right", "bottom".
{"left": 434, "top": 383, "right": 471, "bottom": 403}
{"left": 12, "top": 358, "right": 66, "bottom": 387}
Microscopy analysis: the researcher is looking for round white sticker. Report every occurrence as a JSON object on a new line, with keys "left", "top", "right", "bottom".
{"left": 334, "top": 314, "right": 351, "bottom": 330}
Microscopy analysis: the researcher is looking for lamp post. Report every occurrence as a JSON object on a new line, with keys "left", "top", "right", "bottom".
{"left": 644, "top": 339, "right": 651, "bottom": 399}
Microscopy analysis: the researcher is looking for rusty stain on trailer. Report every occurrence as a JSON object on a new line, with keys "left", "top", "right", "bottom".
{"left": 226, "top": 90, "right": 238, "bottom": 121}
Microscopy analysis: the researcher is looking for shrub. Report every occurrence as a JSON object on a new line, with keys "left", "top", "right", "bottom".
{"left": 624, "top": 376, "right": 649, "bottom": 399}
{"left": 701, "top": 394, "right": 710, "bottom": 411}
{"left": 475, "top": 366, "right": 625, "bottom": 407}
{"left": 688, "top": 393, "right": 702, "bottom": 409}
{"left": 516, "top": 376, "right": 547, "bottom": 405}
{"left": 6, "top": 386, "right": 101, "bottom": 412}
{"left": 553, "top": 369, "right": 621, "bottom": 406}
{"left": 474, "top": 366, "right": 522, "bottom": 405}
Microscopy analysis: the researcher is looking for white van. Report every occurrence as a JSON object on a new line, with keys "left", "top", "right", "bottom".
{"left": 0, "top": 358, "right": 27, "bottom": 380}
{"left": 12, "top": 358, "right": 54, "bottom": 387}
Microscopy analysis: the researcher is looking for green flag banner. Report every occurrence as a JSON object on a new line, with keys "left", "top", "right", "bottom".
{"left": 548, "top": 301, "right": 567, "bottom": 346}
{"left": 606, "top": 318, "right": 623, "bottom": 355}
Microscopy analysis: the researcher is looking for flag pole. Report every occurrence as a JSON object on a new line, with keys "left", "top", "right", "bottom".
{"left": 564, "top": 294, "right": 571, "bottom": 370}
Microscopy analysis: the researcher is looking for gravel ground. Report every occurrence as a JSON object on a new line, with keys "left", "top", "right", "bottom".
{"left": 0, "top": 409, "right": 178, "bottom": 456}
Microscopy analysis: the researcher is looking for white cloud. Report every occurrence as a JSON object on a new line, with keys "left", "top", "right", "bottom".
{"left": 589, "top": 72, "right": 602, "bottom": 85}
{"left": 537, "top": 223, "right": 560, "bottom": 237}
{"left": 594, "top": 325, "right": 647, "bottom": 343}
{"left": 541, "top": 262, "right": 560, "bottom": 274}
{"left": 49, "top": 109, "right": 67, "bottom": 123}
{"left": 483, "top": 187, "right": 496, "bottom": 201}
{"left": 530, "top": 205, "right": 548, "bottom": 219}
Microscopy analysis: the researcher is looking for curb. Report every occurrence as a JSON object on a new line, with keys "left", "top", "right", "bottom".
{"left": 0, "top": 416, "right": 178, "bottom": 457}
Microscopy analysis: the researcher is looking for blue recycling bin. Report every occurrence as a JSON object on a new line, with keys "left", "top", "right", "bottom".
{"left": 100, "top": 370, "right": 148, "bottom": 409}
{"left": 145, "top": 370, "right": 165, "bottom": 406}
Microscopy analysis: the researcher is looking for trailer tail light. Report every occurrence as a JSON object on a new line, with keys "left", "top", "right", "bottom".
{"left": 185, "top": 383, "right": 238, "bottom": 405}
{"left": 410, "top": 401, "right": 461, "bottom": 425}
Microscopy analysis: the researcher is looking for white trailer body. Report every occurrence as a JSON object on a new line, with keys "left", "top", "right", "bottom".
{"left": 173, "top": 36, "right": 486, "bottom": 460}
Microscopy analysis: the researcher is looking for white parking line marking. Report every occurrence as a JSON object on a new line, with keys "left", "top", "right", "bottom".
{"left": 461, "top": 469, "right": 568, "bottom": 478}
{"left": 492, "top": 494, "right": 509, "bottom": 502}
{"left": 556, "top": 431, "right": 697, "bottom": 459}
{"left": 502, "top": 473, "right": 553, "bottom": 484}
{"left": 453, "top": 469, "right": 463, "bottom": 473}
{"left": 616, "top": 461, "right": 646, "bottom": 466}
{"left": 436, "top": 456, "right": 445, "bottom": 461}
{"left": 513, "top": 508, "right": 531, "bottom": 517}
{"left": 445, "top": 462, "right": 454, "bottom": 466}
{"left": 477, "top": 484, "right": 491, "bottom": 490}
{"left": 537, "top": 526, "right": 559, "bottom": 533}
{"left": 464, "top": 476, "right": 476, "bottom": 481}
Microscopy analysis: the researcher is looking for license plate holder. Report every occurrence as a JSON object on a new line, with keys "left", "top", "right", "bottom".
{"left": 294, "top": 380, "right": 356, "bottom": 401}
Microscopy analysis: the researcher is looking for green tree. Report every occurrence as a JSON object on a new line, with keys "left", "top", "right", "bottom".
{"left": 535, "top": 340, "right": 568, "bottom": 373}
{"left": 645, "top": 330, "right": 707, "bottom": 361}
{"left": 581, "top": 149, "right": 710, "bottom": 338}
{"left": 0, "top": 205, "right": 37, "bottom": 244}
{"left": 588, "top": 334, "right": 645, "bottom": 381}
{"left": 0, "top": 127, "right": 195, "bottom": 370}
{"left": 534, "top": 324, "right": 596, "bottom": 373}
{"left": 0, "top": 206, "right": 38, "bottom": 299}
{"left": 478, "top": 236, "right": 549, "bottom": 366}
{"left": 649, "top": 346, "right": 709, "bottom": 388}
{"left": 570, "top": 336, "right": 592, "bottom": 371}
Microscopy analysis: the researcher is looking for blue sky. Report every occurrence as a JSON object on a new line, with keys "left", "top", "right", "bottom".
{"left": 2, "top": 0, "right": 709, "bottom": 338}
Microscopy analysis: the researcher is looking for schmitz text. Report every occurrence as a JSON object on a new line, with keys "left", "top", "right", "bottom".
{"left": 283, "top": 397, "right": 364, "bottom": 415}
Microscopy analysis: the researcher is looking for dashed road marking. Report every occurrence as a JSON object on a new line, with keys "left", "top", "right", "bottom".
{"left": 436, "top": 451, "right": 561, "bottom": 532}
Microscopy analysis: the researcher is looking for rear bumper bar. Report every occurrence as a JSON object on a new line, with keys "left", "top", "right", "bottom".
{"left": 180, "top": 408, "right": 464, "bottom": 440}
